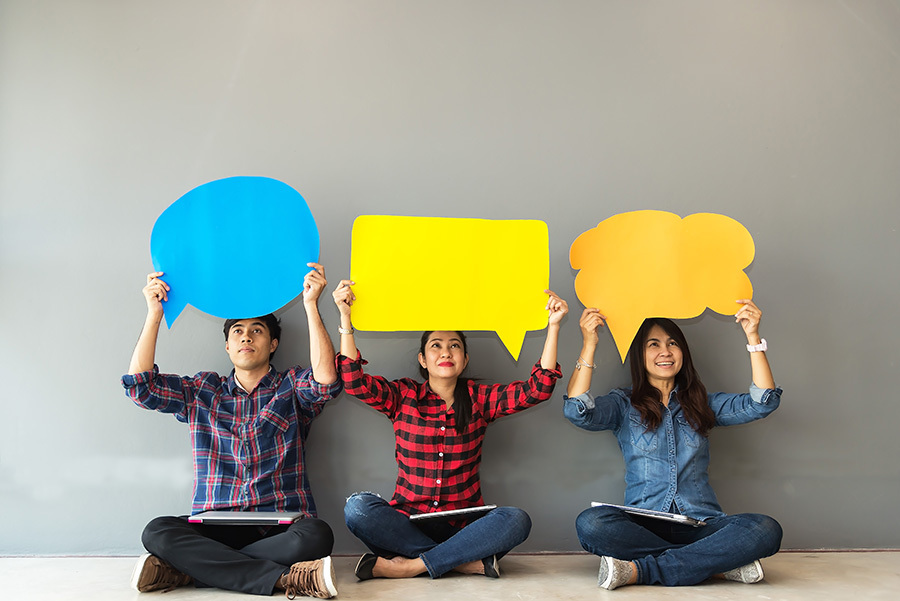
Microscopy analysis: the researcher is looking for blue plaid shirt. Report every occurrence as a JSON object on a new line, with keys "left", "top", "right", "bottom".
{"left": 122, "top": 364, "right": 341, "bottom": 516}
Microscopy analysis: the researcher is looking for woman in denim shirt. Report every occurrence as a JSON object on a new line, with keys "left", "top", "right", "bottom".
{"left": 563, "top": 300, "right": 782, "bottom": 590}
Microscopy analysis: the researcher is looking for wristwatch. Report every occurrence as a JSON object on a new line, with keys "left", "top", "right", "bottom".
{"left": 746, "top": 339, "right": 767, "bottom": 352}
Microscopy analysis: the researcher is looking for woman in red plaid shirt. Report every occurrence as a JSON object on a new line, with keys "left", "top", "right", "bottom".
{"left": 333, "top": 280, "right": 567, "bottom": 580}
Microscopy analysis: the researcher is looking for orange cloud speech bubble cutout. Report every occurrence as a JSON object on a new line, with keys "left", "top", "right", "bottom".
{"left": 570, "top": 210, "right": 755, "bottom": 362}
{"left": 350, "top": 216, "right": 550, "bottom": 360}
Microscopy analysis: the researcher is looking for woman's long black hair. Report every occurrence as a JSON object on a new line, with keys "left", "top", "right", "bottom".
{"left": 419, "top": 331, "right": 472, "bottom": 434}
{"left": 628, "top": 318, "right": 716, "bottom": 436}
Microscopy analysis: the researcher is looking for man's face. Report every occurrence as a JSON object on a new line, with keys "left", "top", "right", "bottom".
{"left": 225, "top": 319, "right": 278, "bottom": 372}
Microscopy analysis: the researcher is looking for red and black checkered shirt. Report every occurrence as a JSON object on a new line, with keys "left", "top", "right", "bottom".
{"left": 337, "top": 352, "right": 561, "bottom": 518}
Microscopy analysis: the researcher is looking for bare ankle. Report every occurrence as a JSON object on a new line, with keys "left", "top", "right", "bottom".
{"left": 452, "top": 560, "right": 484, "bottom": 575}
{"left": 628, "top": 562, "right": 638, "bottom": 585}
{"left": 373, "top": 556, "right": 427, "bottom": 579}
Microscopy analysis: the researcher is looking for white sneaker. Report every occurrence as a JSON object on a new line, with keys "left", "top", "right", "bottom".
{"left": 722, "top": 559, "right": 764, "bottom": 583}
{"left": 598, "top": 556, "right": 634, "bottom": 590}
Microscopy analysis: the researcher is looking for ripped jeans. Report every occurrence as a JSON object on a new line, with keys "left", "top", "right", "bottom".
{"left": 344, "top": 492, "right": 531, "bottom": 578}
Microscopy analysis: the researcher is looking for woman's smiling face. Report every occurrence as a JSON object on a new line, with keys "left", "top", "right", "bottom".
{"left": 642, "top": 324, "right": 683, "bottom": 384}
{"left": 419, "top": 331, "right": 469, "bottom": 380}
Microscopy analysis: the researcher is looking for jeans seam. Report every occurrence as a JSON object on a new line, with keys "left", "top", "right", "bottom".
{"left": 419, "top": 552, "right": 438, "bottom": 578}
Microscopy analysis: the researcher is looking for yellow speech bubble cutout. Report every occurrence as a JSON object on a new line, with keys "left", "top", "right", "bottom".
{"left": 350, "top": 216, "right": 550, "bottom": 360}
{"left": 570, "top": 210, "right": 755, "bottom": 362}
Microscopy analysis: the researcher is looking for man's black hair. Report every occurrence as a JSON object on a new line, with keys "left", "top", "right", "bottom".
{"left": 223, "top": 314, "right": 282, "bottom": 360}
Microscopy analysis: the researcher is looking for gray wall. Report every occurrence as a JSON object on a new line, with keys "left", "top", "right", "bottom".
{"left": 2, "top": 0, "right": 899, "bottom": 555}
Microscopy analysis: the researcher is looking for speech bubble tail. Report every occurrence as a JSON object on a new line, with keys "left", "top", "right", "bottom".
{"left": 161, "top": 295, "right": 187, "bottom": 329}
{"left": 496, "top": 328, "right": 527, "bottom": 361}
{"left": 607, "top": 316, "right": 645, "bottom": 364}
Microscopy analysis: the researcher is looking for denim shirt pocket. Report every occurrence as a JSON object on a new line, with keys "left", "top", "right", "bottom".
{"left": 675, "top": 415, "right": 703, "bottom": 449}
{"left": 628, "top": 414, "right": 659, "bottom": 452}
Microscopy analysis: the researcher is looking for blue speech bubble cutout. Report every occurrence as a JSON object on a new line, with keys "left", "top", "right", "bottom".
{"left": 150, "top": 176, "right": 319, "bottom": 328}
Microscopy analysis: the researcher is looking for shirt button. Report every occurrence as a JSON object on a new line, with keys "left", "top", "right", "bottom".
{"left": 436, "top": 479, "right": 441, "bottom": 484}
{"left": 440, "top": 426, "right": 446, "bottom": 431}
{"left": 438, "top": 452, "right": 444, "bottom": 457}
{"left": 433, "top": 501, "right": 439, "bottom": 506}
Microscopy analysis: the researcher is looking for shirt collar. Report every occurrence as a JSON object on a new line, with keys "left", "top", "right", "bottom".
{"left": 226, "top": 365, "right": 277, "bottom": 395}
{"left": 420, "top": 380, "right": 463, "bottom": 414}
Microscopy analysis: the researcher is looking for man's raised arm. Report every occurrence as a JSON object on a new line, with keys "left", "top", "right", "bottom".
{"left": 128, "top": 272, "right": 169, "bottom": 375}
{"left": 302, "top": 263, "right": 337, "bottom": 385}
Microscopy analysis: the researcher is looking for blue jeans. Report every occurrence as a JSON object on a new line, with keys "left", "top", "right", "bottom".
{"left": 344, "top": 492, "right": 531, "bottom": 578}
{"left": 575, "top": 506, "right": 782, "bottom": 586}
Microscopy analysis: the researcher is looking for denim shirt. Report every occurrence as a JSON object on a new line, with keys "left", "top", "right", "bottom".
{"left": 563, "top": 383, "right": 782, "bottom": 521}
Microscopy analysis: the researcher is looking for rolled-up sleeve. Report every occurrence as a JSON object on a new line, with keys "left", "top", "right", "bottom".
{"left": 121, "top": 365, "right": 190, "bottom": 422}
{"left": 563, "top": 390, "right": 625, "bottom": 432}
{"left": 712, "top": 383, "right": 782, "bottom": 426}
{"left": 336, "top": 352, "right": 404, "bottom": 417}
{"left": 483, "top": 362, "right": 562, "bottom": 421}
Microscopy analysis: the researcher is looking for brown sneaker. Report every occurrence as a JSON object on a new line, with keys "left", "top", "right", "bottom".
{"left": 282, "top": 556, "right": 337, "bottom": 599}
{"left": 130, "top": 553, "right": 192, "bottom": 592}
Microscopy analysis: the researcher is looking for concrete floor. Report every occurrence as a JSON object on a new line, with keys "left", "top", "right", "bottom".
{"left": 1, "top": 552, "right": 898, "bottom": 600}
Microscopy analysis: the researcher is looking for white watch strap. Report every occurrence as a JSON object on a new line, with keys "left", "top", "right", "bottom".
{"left": 747, "top": 338, "right": 767, "bottom": 352}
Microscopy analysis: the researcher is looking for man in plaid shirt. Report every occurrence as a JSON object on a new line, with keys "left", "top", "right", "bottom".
{"left": 122, "top": 264, "right": 340, "bottom": 599}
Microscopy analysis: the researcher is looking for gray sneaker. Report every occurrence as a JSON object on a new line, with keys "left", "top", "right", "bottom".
{"left": 598, "top": 556, "right": 634, "bottom": 590}
{"left": 723, "top": 559, "right": 764, "bottom": 584}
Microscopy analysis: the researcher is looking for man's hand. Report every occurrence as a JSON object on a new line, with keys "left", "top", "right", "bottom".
{"left": 143, "top": 272, "right": 169, "bottom": 321}
{"left": 303, "top": 263, "right": 327, "bottom": 306}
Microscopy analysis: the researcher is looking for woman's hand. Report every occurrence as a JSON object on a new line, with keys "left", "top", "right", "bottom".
{"left": 538, "top": 290, "right": 567, "bottom": 370}
{"left": 545, "top": 289, "right": 569, "bottom": 327}
{"left": 735, "top": 299, "right": 763, "bottom": 343}
{"left": 332, "top": 280, "right": 356, "bottom": 317}
{"left": 578, "top": 308, "right": 606, "bottom": 345}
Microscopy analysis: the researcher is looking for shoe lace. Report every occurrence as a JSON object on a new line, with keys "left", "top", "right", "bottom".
{"left": 284, "top": 563, "right": 320, "bottom": 600}
{"left": 155, "top": 564, "right": 192, "bottom": 593}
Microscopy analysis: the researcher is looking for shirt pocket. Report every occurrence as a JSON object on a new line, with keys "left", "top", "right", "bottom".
{"left": 628, "top": 414, "right": 659, "bottom": 452}
{"left": 256, "top": 404, "right": 292, "bottom": 438}
{"left": 675, "top": 416, "right": 703, "bottom": 449}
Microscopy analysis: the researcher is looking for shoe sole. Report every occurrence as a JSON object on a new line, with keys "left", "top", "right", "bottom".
{"left": 129, "top": 553, "right": 152, "bottom": 592}
{"left": 322, "top": 556, "right": 338, "bottom": 598}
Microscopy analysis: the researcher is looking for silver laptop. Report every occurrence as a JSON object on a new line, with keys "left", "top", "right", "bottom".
{"left": 591, "top": 502, "right": 706, "bottom": 527}
{"left": 188, "top": 511, "right": 304, "bottom": 525}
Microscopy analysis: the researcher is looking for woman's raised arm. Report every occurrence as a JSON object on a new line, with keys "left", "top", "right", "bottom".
{"left": 333, "top": 279, "right": 359, "bottom": 358}
{"left": 539, "top": 290, "right": 568, "bottom": 370}
{"left": 735, "top": 299, "right": 775, "bottom": 390}
{"left": 566, "top": 308, "right": 606, "bottom": 397}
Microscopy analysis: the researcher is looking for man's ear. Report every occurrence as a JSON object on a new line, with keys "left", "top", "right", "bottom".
{"left": 270, "top": 338, "right": 279, "bottom": 354}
